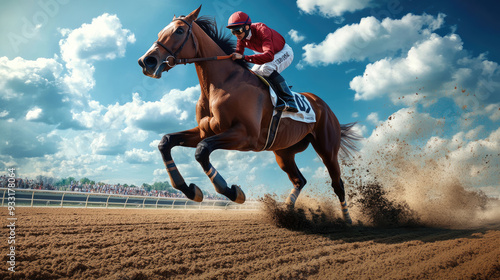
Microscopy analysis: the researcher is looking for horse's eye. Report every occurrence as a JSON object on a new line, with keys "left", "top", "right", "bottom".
{"left": 175, "top": 28, "right": 184, "bottom": 35}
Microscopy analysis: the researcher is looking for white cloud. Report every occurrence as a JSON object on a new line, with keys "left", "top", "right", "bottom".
{"left": 352, "top": 123, "right": 367, "bottom": 138}
{"left": 362, "top": 107, "right": 443, "bottom": 146}
{"left": 313, "top": 166, "right": 328, "bottom": 179}
{"left": 0, "top": 56, "right": 82, "bottom": 129}
{"left": 296, "top": 12, "right": 500, "bottom": 114}
{"left": 486, "top": 104, "right": 500, "bottom": 121}
{"left": 464, "top": 126, "right": 484, "bottom": 140}
{"left": 0, "top": 13, "right": 145, "bottom": 182}
{"left": 464, "top": 103, "right": 500, "bottom": 122}
{"left": 124, "top": 148, "right": 157, "bottom": 164}
{"left": 26, "top": 107, "right": 43, "bottom": 120}
{"left": 90, "top": 131, "right": 128, "bottom": 155}
{"left": 0, "top": 13, "right": 136, "bottom": 130}
{"left": 297, "top": 0, "right": 373, "bottom": 17}
{"left": 424, "top": 127, "right": 500, "bottom": 191}
{"left": 0, "top": 121, "right": 60, "bottom": 158}
{"left": 288, "top": 29, "right": 305, "bottom": 43}
{"left": 366, "top": 112, "right": 380, "bottom": 125}
{"left": 153, "top": 168, "right": 167, "bottom": 177}
{"left": 350, "top": 33, "right": 500, "bottom": 110}
{"left": 149, "top": 140, "right": 160, "bottom": 148}
{"left": 74, "top": 85, "right": 200, "bottom": 133}
{"left": 0, "top": 57, "right": 63, "bottom": 93}
{"left": 301, "top": 13, "right": 445, "bottom": 66}
{"left": 59, "top": 13, "right": 135, "bottom": 63}
{"left": 298, "top": 12, "right": 500, "bottom": 116}
{"left": 31, "top": 153, "right": 110, "bottom": 180}
{"left": 59, "top": 13, "right": 135, "bottom": 96}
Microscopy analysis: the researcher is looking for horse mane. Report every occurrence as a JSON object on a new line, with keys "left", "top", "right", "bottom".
{"left": 194, "top": 16, "right": 248, "bottom": 68}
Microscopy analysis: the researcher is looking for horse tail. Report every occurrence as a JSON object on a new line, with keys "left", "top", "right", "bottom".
{"left": 339, "top": 122, "right": 361, "bottom": 158}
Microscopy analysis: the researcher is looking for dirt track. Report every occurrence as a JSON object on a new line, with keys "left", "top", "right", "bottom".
{"left": 1, "top": 207, "right": 499, "bottom": 280}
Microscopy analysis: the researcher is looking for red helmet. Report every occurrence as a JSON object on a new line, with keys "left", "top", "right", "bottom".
{"left": 227, "top": 11, "right": 251, "bottom": 28}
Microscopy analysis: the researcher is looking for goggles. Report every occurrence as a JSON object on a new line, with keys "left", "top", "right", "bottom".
{"left": 231, "top": 26, "right": 245, "bottom": 35}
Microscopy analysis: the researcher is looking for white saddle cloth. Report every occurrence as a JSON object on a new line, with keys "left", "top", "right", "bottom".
{"left": 269, "top": 88, "right": 316, "bottom": 123}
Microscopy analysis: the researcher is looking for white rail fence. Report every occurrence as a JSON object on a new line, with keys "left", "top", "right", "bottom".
{"left": 0, "top": 188, "right": 260, "bottom": 210}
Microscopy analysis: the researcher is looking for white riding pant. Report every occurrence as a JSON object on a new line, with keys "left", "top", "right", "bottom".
{"left": 251, "top": 43, "right": 294, "bottom": 77}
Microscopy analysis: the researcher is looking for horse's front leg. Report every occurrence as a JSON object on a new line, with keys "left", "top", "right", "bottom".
{"left": 194, "top": 123, "right": 252, "bottom": 204}
{"left": 158, "top": 127, "right": 204, "bottom": 202}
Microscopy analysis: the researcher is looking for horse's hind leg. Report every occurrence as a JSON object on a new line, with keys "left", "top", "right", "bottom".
{"left": 323, "top": 156, "right": 352, "bottom": 224}
{"left": 311, "top": 136, "right": 353, "bottom": 224}
{"left": 274, "top": 137, "right": 310, "bottom": 207}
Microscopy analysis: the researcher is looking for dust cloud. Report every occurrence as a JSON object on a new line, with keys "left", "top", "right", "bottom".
{"left": 343, "top": 138, "right": 500, "bottom": 229}
{"left": 262, "top": 134, "right": 499, "bottom": 230}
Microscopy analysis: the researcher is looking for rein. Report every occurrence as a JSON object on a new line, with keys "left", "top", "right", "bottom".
{"left": 156, "top": 17, "right": 232, "bottom": 68}
{"left": 169, "top": 55, "right": 232, "bottom": 66}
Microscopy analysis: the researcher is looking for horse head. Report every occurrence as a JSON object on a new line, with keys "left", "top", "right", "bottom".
{"left": 138, "top": 6, "right": 201, "bottom": 79}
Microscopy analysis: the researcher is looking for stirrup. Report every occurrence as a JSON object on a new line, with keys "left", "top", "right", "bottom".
{"left": 274, "top": 102, "right": 298, "bottom": 113}
{"left": 284, "top": 103, "right": 298, "bottom": 113}
{"left": 273, "top": 97, "right": 298, "bottom": 112}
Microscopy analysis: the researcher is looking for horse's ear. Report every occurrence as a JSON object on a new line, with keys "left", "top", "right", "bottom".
{"left": 186, "top": 5, "right": 202, "bottom": 22}
{"left": 173, "top": 14, "right": 176, "bottom": 20}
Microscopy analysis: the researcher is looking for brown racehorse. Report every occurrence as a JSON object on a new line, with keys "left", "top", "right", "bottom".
{"left": 138, "top": 6, "right": 358, "bottom": 224}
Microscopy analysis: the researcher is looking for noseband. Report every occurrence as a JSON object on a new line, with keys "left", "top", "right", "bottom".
{"left": 155, "top": 17, "right": 196, "bottom": 68}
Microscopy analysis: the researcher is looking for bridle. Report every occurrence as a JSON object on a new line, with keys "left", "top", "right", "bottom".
{"left": 155, "top": 17, "right": 232, "bottom": 69}
{"left": 155, "top": 17, "right": 197, "bottom": 68}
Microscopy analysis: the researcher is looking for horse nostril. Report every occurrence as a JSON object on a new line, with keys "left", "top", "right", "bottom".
{"left": 138, "top": 58, "right": 145, "bottom": 68}
{"left": 144, "top": 56, "right": 158, "bottom": 69}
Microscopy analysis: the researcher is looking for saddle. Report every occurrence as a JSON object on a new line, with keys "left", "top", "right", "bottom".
{"left": 250, "top": 71, "right": 316, "bottom": 150}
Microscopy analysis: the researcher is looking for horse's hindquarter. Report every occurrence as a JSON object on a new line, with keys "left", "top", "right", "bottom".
{"left": 268, "top": 92, "right": 337, "bottom": 151}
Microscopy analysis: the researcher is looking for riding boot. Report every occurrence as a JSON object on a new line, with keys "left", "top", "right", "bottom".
{"left": 266, "top": 71, "right": 299, "bottom": 113}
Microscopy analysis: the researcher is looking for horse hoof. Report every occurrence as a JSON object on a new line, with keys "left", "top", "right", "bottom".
{"left": 344, "top": 215, "right": 353, "bottom": 226}
{"left": 284, "top": 202, "right": 295, "bottom": 211}
{"left": 232, "top": 185, "right": 245, "bottom": 204}
{"left": 190, "top": 183, "right": 204, "bottom": 202}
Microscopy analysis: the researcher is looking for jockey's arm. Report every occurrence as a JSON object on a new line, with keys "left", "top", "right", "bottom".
{"left": 242, "top": 26, "right": 275, "bottom": 64}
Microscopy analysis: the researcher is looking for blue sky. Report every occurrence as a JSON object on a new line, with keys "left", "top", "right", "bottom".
{"left": 1, "top": 0, "right": 499, "bottom": 199}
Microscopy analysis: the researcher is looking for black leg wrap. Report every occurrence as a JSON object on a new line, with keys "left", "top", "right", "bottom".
{"left": 195, "top": 142, "right": 211, "bottom": 171}
{"left": 158, "top": 134, "right": 176, "bottom": 161}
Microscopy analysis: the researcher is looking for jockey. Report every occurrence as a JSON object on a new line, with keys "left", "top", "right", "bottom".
{"left": 227, "top": 11, "right": 298, "bottom": 113}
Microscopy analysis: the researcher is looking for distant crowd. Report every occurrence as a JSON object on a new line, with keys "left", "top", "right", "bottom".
{"left": 0, "top": 175, "right": 226, "bottom": 200}
{"left": 0, "top": 176, "right": 57, "bottom": 191}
